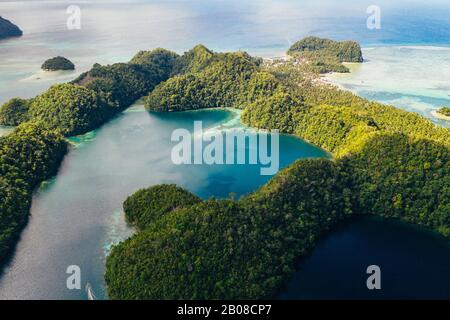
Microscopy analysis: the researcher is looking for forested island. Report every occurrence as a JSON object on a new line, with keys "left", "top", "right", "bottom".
{"left": 41, "top": 57, "right": 75, "bottom": 71}
{"left": 435, "top": 107, "right": 450, "bottom": 120}
{"left": 287, "top": 36, "right": 363, "bottom": 73}
{"left": 0, "top": 17, "right": 22, "bottom": 40}
{"left": 0, "top": 37, "right": 448, "bottom": 299}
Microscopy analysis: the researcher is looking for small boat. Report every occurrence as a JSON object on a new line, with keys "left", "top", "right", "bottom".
{"left": 85, "top": 282, "right": 97, "bottom": 300}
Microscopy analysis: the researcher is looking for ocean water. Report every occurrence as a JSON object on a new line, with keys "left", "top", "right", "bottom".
{"left": 327, "top": 46, "right": 450, "bottom": 128}
{"left": 1, "top": 0, "right": 450, "bottom": 104}
{"left": 0, "top": 0, "right": 449, "bottom": 300}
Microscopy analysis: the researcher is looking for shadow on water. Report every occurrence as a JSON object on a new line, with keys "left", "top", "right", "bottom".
{"left": 277, "top": 215, "right": 450, "bottom": 300}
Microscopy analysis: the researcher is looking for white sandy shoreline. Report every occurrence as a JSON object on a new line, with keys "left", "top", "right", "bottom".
{"left": 431, "top": 110, "right": 450, "bottom": 121}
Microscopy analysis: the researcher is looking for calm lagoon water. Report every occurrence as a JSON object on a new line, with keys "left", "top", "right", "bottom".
{"left": 0, "top": 0, "right": 449, "bottom": 300}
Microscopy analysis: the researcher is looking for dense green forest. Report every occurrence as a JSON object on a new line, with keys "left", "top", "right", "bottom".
{"left": 286, "top": 36, "right": 363, "bottom": 73}
{"left": 28, "top": 84, "right": 111, "bottom": 136}
{"left": 0, "top": 122, "right": 67, "bottom": 260}
{"left": 41, "top": 56, "right": 75, "bottom": 71}
{"left": 105, "top": 38, "right": 450, "bottom": 299}
{"left": 106, "top": 160, "right": 353, "bottom": 299}
{"left": 123, "top": 184, "right": 201, "bottom": 230}
{"left": 288, "top": 36, "right": 363, "bottom": 62}
{"left": 0, "top": 98, "right": 31, "bottom": 126}
{"left": 342, "top": 133, "right": 449, "bottom": 237}
{"left": 145, "top": 47, "right": 266, "bottom": 112}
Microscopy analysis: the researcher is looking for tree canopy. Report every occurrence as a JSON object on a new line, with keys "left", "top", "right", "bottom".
{"left": 28, "top": 83, "right": 111, "bottom": 136}
{"left": 0, "top": 122, "right": 67, "bottom": 260}
{"left": 105, "top": 38, "right": 450, "bottom": 300}
{"left": 287, "top": 36, "right": 363, "bottom": 73}
{"left": 124, "top": 184, "right": 201, "bottom": 230}
{"left": 0, "top": 98, "right": 31, "bottom": 126}
{"left": 41, "top": 56, "right": 75, "bottom": 71}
